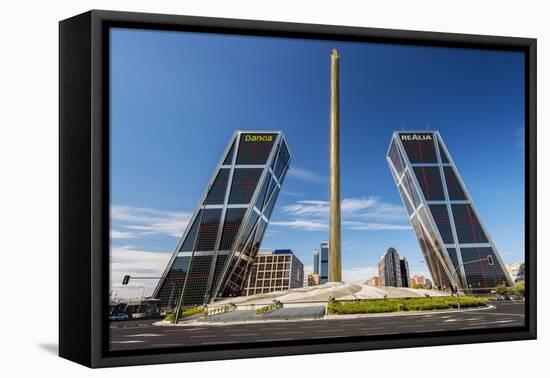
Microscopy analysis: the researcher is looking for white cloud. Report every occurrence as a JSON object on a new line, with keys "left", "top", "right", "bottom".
{"left": 110, "top": 246, "right": 172, "bottom": 299}
{"left": 342, "top": 266, "right": 378, "bottom": 284}
{"left": 111, "top": 205, "right": 192, "bottom": 238}
{"left": 270, "top": 219, "right": 328, "bottom": 231}
{"left": 272, "top": 197, "right": 411, "bottom": 231}
{"left": 286, "top": 166, "right": 325, "bottom": 184}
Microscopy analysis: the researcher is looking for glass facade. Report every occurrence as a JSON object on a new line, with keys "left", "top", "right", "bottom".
{"left": 319, "top": 242, "right": 329, "bottom": 284}
{"left": 243, "top": 250, "right": 304, "bottom": 295}
{"left": 387, "top": 131, "right": 512, "bottom": 293}
{"left": 378, "top": 247, "right": 402, "bottom": 287}
{"left": 154, "top": 131, "right": 290, "bottom": 309}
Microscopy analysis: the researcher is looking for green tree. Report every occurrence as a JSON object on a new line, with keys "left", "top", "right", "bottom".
{"left": 512, "top": 281, "right": 525, "bottom": 297}
{"left": 496, "top": 285, "right": 508, "bottom": 296}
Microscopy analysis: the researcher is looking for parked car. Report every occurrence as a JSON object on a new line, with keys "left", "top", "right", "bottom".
{"left": 109, "top": 312, "right": 130, "bottom": 321}
{"left": 495, "top": 295, "right": 506, "bottom": 301}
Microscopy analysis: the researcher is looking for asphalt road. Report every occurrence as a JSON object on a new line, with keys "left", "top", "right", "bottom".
{"left": 109, "top": 301, "right": 525, "bottom": 351}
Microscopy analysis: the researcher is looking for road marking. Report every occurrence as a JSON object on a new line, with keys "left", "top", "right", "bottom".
{"left": 397, "top": 324, "right": 424, "bottom": 328}
{"left": 358, "top": 327, "right": 384, "bottom": 331}
{"left": 124, "top": 333, "right": 163, "bottom": 337}
{"left": 274, "top": 331, "right": 304, "bottom": 335}
{"left": 459, "top": 326, "right": 488, "bottom": 330}
{"left": 470, "top": 311, "right": 525, "bottom": 317}
{"left": 299, "top": 325, "right": 325, "bottom": 329}
{"left": 443, "top": 319, "right": 458, "bottom": 322}
{"left": 111, "top": 340, "right": 145, "bottom": 344}
{"left": 111, "top": 326, "right": 155, "bottom": 331}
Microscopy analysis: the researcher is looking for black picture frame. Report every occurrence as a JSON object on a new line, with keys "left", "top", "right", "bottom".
{"left": 59, "top": 9, "right": 537, "bottom": 368}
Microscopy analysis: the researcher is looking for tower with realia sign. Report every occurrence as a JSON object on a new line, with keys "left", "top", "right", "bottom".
{"left": 387, "top": 131, "right": 513, "bottom": 293}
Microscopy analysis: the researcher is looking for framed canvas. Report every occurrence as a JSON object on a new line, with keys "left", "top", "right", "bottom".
{"left": 59, "top": 10, "right": 536, "bottom": 368}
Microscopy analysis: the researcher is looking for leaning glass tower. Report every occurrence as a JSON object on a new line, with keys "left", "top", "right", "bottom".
{"left": 386, "top": 131, "right": 513, "bottom": 294}
{"left": 154, "top": 131, "right": 291, "bottom": 308}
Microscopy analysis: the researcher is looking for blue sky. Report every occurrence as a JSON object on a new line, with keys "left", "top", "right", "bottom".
{"left": 109, "top": 27, "right": 525, "bottom": 294}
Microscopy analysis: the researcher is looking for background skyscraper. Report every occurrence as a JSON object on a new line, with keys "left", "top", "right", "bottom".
{"left": 378, "top": 247, "right": 402, "bottom": 287}
{"left": 387, "top": 131, "right": 513, "bottom": 293}
{"left": 399, "top": 256, "right": 410, "bottom": 288}
{"left": 313, "top": 249, "right": 320, "bottom": 275}
{"left": 154, "top": 131, "right": 291, "bottom": 308}
{"left": 319, "top": 242, "right": 330, "bottom": 284}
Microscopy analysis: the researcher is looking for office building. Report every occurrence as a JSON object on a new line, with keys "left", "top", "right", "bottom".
{"left": 506, "top": 262, "right": 525, "bottom": 282}
{"left": 319, "top": 242, "right": 330, "bottom": 284}
{"left": 364, "top": 276, "right": 381, "bottom": 287}
{"left": 387, "top": 131, "right": 513, "bottom": 293}
{"left": 399, "top": 256, "right": 410, "bottom": 288}
{"left": 313, "top": 249, "right": 320, "bottom": 275}
{"left": 243, "top": 250, "right": 304, "bottom": 295}
{"left": 307, "top": 273, "right": 320, "bottom": 286}
{"left": 154, "top": 131, "right": 291, "bottom": 308}
{"left": 410, "top": 274, "right": 430, "bottom": 288}
{"left": 378, "top": 247, "right": 402, "bottom": 287}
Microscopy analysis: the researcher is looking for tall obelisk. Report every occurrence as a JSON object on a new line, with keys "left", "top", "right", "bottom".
{"left": 329, "top": 49, "right": 342, "bottom": 283}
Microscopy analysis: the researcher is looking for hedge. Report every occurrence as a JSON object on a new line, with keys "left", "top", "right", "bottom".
{"left": 327, "top": 296, "right": 487, "bottom": 315}
{"left": 164, "top": 306, "right": 207, "bottom": 321}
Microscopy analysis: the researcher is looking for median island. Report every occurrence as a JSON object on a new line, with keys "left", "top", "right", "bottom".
{"left": 327, "top": 296, "right": 487, "bottom": 315}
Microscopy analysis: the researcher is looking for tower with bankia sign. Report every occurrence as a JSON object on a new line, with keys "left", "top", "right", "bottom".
{"left": 386, "top": 131, "right": 513, "bottom": 294}
{"left": 154, "top": 131, "right": 291, "bottom": 308}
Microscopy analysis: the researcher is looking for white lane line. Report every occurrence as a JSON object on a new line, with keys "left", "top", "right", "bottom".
{"left": 274, "top": 331, "right": 304, "bottom": 335}
{"left": 111, "top": 340, "right": 145, "bottom": 344}
{"left": 463, "top": 322, "right": 497, "bottom": 326}
{"left": 299, "top": 325, "right": 325, "bottom": 329}
{"left": 228, "top": 333, "right": 260, "bottom": 337}
{"left": 124, "top": 333, "right": 163, "bottom": 337}
{"left": 397, "top": 324, "right": 424, "bottom": 328}
{"left": 112, "top": 326, "right": 155, "bottom": 331}
{"left": 470, "top": 312, "right": 525, "bottom": 317}
{"left": 443, "top": 319, "right": 458, "bottom": 323}
{"left": 358, "top": 327, "right": 384, "bottom": 331}
{"left": 459, "top": 326, "right": 488, "bottom": 330}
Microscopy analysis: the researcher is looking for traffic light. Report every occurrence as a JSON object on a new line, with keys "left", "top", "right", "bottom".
{"left": 122, "top": 275, "right": 131, "bottom": 285}
{"left": 487, "top": 255, "right": 494, "bottom": 265}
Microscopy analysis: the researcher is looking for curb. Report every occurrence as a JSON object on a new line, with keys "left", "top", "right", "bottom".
{"left": 153, "top": 305, "right": 494, "bottom": 327}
